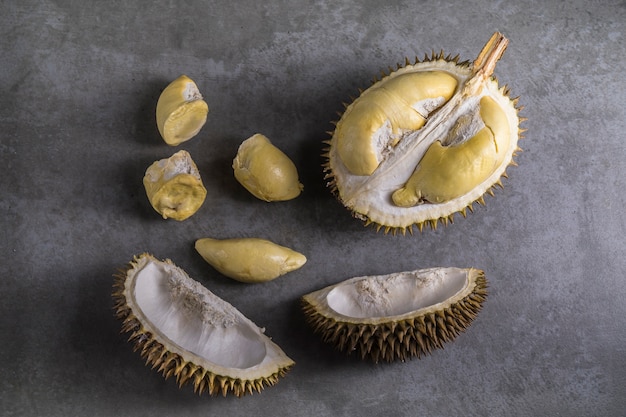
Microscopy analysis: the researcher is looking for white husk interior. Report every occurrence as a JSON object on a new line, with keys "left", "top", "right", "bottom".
{"left": 310, "top": 267, "right": 472, "bottom": 322}
{"left": 329, "top": 60, "right": 519, "bottom": 228}
{"left": 327, "top": 268, "right": 467, "bottom": 318}
{"left": 183, "top": 80, "right": 203, "bottom": 102}
{"left": 125, "top": 255, "right": 293, "bottom": 379}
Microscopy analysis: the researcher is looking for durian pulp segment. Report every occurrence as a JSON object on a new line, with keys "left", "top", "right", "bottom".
{"left": 233, "top": 133, "right": 303, "bottom": 202}
{"left": 335, "top": 70, "right": 458, "bottom": 176}
{"left": 391, "top": 95, "right": 511, "bottom": 206}
{"left": 118, "top": 254, "right": 294, "bottom": 387}
{"left": 195, "top": 237, "right": 307, "bottom": 283}
{"left": 143, "top": 150, "right": 207, "bottom": 221}
{"left": 156, "top": 75, "right": 209, "bottom": 146}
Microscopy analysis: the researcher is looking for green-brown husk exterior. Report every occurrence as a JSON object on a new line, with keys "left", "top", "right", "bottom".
{"left": 301, "top": 270, "right": 488, "bottom": 362}
{"left": 112, "top": 254, "right": 293, "bottom": 397}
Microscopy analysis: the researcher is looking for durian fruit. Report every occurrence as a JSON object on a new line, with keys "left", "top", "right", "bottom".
{"left": 195, "top": 237, "right": 307, "bottom": 283}
{"left": 301, "top": 267, "right": 487, "bottom": 362}
{"left": 112, "top": 253, "right": 294, "bottom": 396}
{"left": 233, "top": 133, "right": 303, "bottom": 201}
{"left": 143, "top": 150, "right": 207, "bottom": 221}
{"left": 156, "top": 75, "right": 209, "bottom": 146}
{"left": 324, "top": 32, "right": 524, "bottom": 234}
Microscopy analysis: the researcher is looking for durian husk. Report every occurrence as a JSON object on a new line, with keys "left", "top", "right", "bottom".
{"left": 301, "top": 267, "right": 487, "bottom": 362}
{"left": 112, "top": 253, "right": 294, "bottom": 396}
{"left": 323, "top": 32, "right": 526, "bottom": 235}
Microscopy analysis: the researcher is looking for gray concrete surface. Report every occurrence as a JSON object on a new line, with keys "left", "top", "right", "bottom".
{"left": 2, "top": 1, "right": 625, "bottom": 416}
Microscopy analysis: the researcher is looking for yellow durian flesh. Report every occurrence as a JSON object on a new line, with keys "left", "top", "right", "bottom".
{"left": 335, "top": 71, "right": 458, "bottom": 176}
{"left": 301, "top": 267, "right": 487, "bottom": 362}
{"left": 156, "top": 75, "right": 209, "bottom": 146}
{"left": 233, "top": 133, "right": 303, "bottom": 202}
{"left": 112, "top": 253, "right": 294, "bottom": 396}
{"left": 325, "top": 32, "right": 522, "bottom": 233}
{"left": 143, "top": 150, "right": 207, "bottom": 221}
{"left": 392, "top": 95, "right": 511, "bottom": 206}
{"left": 195, "top": 237, "right": 307, "bottom": 283}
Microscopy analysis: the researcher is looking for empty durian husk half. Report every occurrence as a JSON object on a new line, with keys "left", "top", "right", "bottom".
{"left": 301, "top": 267, "right": 487, "bottom": 362}
{"left": 112, "top": 253, "right": 294, "bottom": 396}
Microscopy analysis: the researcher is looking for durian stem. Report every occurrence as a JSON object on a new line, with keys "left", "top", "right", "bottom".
{"left": 464, "top": 32, "right": 509, "bottom": 97}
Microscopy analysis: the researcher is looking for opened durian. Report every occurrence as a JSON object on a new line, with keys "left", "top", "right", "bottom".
{"left": 112, "top": 253, "right": 294, "bottom": 396}
{"left": 301, "top": 267, "right": 487, "bottom": 362}
{"left": 324, "top": 32, "right": 524, "bottom": 234}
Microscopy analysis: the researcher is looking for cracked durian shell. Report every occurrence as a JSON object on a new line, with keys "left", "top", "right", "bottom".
{"left": 323, "top": 32, "right": 525, "bottom": 234}
{"left": 112, "top": 253, "right": 294, "bottom": 396}
{"left": 301, "top": 267, "right": 487, "bottom": 362}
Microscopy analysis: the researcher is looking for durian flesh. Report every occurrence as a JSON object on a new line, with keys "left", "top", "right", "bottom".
{"left": 301, "top": 267, "right": 487, "bottom": 362}
{"left": 195, "top": 237, "right": 307, "bottom": 283}
{"left": 112, "top": 253, "right": 294, "bottom": 396}
{"left": 156, "top": 75, "right": 209, "bottom": 146}
{"left": 143, "top": 150, "right": 207, "bottom": 221}
{"left": 324, "top": 32, "right": 523, "bottom": 233}
{"left": 233, "top": 133, "right": 304, "bottom": 202}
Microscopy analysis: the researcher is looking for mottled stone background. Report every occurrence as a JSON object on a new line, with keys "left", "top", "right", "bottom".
{"left": 1, "top": 1, "right": 625, "bottom": 416}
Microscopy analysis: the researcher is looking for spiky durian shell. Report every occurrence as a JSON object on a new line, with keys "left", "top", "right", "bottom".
{"left": 323, "top": 37, "right": 525, "bottom": 235}
{"left": 112, "top": 253, "right": 294, "bottom": 397}
{"left": 301, "top": 268, "right": 487, "bottom": 362}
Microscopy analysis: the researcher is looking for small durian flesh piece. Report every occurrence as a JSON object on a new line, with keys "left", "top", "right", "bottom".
{"left": 156, "top": 75, "right": 209, "bottom": 146}
{"left": 233, "top": 133, "right": 303, "bottom": 201}
{"left": 195, "top": 237, "right": 307, "bottom": 283}
{"left": 112, "top": 253, "right": 294, "bottom": 396}
{"left": 301, "top": 267, "right": 487, "bottom": 362}
{"left": 325, "top": 32, "right": 523, "bottom": 233}
{"left": 143, "top": 150, "right": 207, "bottom": 221}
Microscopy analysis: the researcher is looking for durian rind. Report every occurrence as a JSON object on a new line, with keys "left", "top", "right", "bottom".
{"left": 324, "top": 35, "right": 524, "bottom": 235}
{"left": 112, "top": 253, "right": 294, "bottom": 396}
{"left": 301, "top": 267, "right": 487, "bottom": 362}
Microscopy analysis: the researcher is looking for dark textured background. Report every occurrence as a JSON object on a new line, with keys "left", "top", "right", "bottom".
{"left": 2, "top": 1, "right": 625, "bottom": 415}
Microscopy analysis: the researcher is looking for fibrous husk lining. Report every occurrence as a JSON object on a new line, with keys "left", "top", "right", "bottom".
{"left": 301, "top": 271, "right": 487, "bottom": 362}
{"left": 112, "top": 258, "right": 292, "bottom": 397}
{"left": 322, "top": 49, "right": 525, "bottom": 235}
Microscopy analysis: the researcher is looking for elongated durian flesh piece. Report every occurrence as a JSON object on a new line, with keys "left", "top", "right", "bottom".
{"left": 301, "top": 267, "right": 487, "bottom": 362}
{"left": 112, "top": 253, "right": 294, "bottom": 396}
{"left": 195, "top": 237, "right": 307, "bottom": 283}
{"left": 156, "top": 75, "right": 209, "bottom": 146}
{"left": 392, "top": 95, "right": 510, "bottom": 206}
{"left": 233, "top": 133, "right": 303, "bottom": 201}
{"left": 335, "top": 71, "right": 458, "bottom": 176}
{"left": 143, "top": 150, "right": 207, "bottom": 221}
